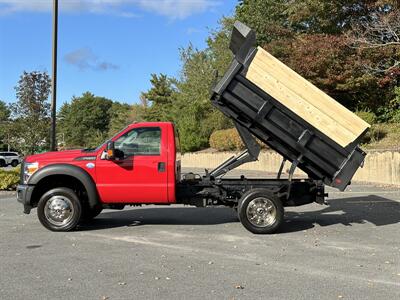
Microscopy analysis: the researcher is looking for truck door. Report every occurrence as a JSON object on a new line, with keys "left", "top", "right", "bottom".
{"left": 96, "top": 126, "right": 168, "bottom": 203}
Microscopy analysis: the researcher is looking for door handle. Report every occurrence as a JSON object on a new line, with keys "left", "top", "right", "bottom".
{"left": 158, "top": 162, "right": 166, "bottom": 172}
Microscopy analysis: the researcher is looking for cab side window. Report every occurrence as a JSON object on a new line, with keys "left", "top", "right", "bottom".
{"left": 114, "top": 127, "right": 161, "bottom": 157}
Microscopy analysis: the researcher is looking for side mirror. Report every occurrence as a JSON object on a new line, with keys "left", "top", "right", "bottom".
{"left": 106, "top": 141, "right": 115, "bottom": 160}
{"left": 105, "top": 141, "right": 125, "bottom": 160}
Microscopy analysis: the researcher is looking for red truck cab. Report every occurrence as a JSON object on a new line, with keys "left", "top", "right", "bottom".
{"left": 18, "top": 122, "right": 183, "bottom": 230}
{"left": 94, "top": 122, "right": 180, "bottom": 204}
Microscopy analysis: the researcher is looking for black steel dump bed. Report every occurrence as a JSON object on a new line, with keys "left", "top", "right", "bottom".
{"left": 211, "top": 22, "right": 369, "bottom": 191}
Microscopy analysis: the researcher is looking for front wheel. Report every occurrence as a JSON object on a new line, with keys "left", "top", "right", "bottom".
{"left": 238, "top": 189, "right": 284, "bottom": 234}
{"left": 37, "top": 187, "right": 82, "bottom": 232}
{"left": 11, "top": 160, "right": 19, "bottom": 167}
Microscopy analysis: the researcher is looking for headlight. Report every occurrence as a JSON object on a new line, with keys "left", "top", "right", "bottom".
{"left": 23, "top": 162, "right": 39, "bottom": 184}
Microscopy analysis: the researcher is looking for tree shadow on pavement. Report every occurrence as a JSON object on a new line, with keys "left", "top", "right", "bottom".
{"left": 78, "top": 195, "right": 399, "bottom": 232}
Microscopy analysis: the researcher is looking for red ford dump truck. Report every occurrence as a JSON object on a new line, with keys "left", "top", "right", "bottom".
{"left": 17, "top": 22, "right": 369, "bottom": 234}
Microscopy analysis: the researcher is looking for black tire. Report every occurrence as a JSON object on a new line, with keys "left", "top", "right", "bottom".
{"left": 0, "top": 160, "right": 5, "bottom": 167}
{"left": 37, "top": 187, "right": 82, "bottom": 232}
{"left": 11, "top": 160, "right": 19, "bottom": 167}
{"left": 81, "top": 205, "right": 103, "bottom": 221}
{"left": 238, "top": 189, "right": 284, "bottom": 234}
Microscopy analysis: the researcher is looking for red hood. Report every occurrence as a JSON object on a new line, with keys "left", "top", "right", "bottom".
{"left": 25, "top": 149, "right": 96, "bottom": 163}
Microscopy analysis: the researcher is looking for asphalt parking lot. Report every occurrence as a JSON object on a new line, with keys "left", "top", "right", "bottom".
{"left": 0, "top": 169, "right": 399, "bottom": 300}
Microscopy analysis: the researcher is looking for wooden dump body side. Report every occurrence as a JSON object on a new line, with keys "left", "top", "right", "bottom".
{"left": 245, "top": 47, "right": 370, "bottom": 148}
{"left": 211, "top": 22, "right": 368, "bottom": 191}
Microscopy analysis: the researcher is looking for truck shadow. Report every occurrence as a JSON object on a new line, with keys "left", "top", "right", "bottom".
{"left": 280, "top": 195, "right": 400, "bottom": 233}
{"left": 78, "top": 206, "right": 238, "bottom": 230}
{"left": 78, "top": 195, "right": 399, "bottom": 233}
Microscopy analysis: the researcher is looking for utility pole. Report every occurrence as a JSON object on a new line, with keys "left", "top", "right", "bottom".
{"left": 50, "top": 0, "right": 58, "bottom": 151}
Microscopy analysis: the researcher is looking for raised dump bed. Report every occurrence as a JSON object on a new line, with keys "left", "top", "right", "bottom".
{"left": 211, "top": 21, "right": 370, "bottom": 191}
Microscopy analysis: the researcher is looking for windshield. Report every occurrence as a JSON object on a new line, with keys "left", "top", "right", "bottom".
{"left": 82, "top": 126, "right": 129, "bottom": 152}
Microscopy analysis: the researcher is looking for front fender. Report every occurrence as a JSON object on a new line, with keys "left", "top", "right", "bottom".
{"left": 28, "top": 164, "right": 99, "bottom": 208}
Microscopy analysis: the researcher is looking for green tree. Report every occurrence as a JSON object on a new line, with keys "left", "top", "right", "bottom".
{"left": 236, "top": 0, "right": 398, "bottom": 42}
{"left": 0, "top": 100, "right": 10, "bottom": 121}
{"left": 348, "top": 6, "right": 400, "bottom": 117}
{"left": 157, "top": 19, "right": 234, "bottom": 152}
{"left": 108, "top": 102, "right": 131, "bottom": 135}
{"left": 207, "top": 17, "right": 235, "bottom": 76}
{"left": 142, "top": 74, "right": 177, "bottom": 122}
{"left": 140, "top": 19, "right": 234, "bottom": 152}
{"left": 236, "top": 0, "right": 399, "bottom": 116}
{"left": 11, "top": 71, "right": 51, "bottom": 154}
{"left": 390, "top": 87, "right": 400, "bottom": 122}
{"left": 141, "top": 1, "right": 398, "bottom": 152}
{"left": 58, "top": 92, "right": 113, "bottom": 148}
{"left": 283, "top": 0, "right": 391, "bottom": 34}
{"left": 0, "top": 100, "right": 11, "bottom": 151}
{"left": 236, "top": 0, "right": 293, "bottom": 45}
{"left": 266, "top": 34, "right": 383, "bottom": 110}
{"left": 174, "top": 46, "right": 222, "bottom": 151}
{"left": 108, "top": 102, "right": 147, "bottom": 136}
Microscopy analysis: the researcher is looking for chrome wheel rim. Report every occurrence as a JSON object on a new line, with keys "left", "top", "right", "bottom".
{"left": 246, "top": 197, "right": 277, "bottom": 227}
{"left": 44, "top": 196, "right": 74, "bottom": 226}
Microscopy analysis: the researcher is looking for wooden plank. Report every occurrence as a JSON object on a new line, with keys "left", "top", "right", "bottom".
{"left": 253, "top": 48, "right": 369, "bottom": 136}
{"left": 252, "top": 49, "right": 366, "bottom": 135}
{"left": 246, "top": 64, "right": 355, "bottom": 146}
{"left": 244, "top": 47, "right": 370, "bottom": 147}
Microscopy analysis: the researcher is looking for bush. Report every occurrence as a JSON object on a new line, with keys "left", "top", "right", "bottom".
{"left": 376, "top": 87, "right": 400, "bottom": 123}
{"left": 0, "top": 167, "right": 20, "bottom": 190}
{"left": 360, "top": 124, "right": 387, "bottom": 144}
{"left": 209, "top": 128, "right": 244, "bottom": 151}
{"left": 355, "top": 110, "right": 377, "bottom": 125}
{"left": 390, "top": 87, "right": 400, "bottom": 123}
{"left": 209, "top": 128, "right": 269, "bottom": 151}
{"left": 362, "top": 123, "right": 399, "bottom": 150}
{"left": 391, "top": 110, "right": 400, "bottom": 123}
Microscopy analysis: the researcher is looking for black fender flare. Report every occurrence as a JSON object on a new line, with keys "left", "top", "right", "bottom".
{"left": 28, "top": 164, "right": 99, "bottom": 208}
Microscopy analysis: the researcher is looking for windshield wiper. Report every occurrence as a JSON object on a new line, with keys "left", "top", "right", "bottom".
{"left": 82, "top": 147, "right": 96, "bottom": 152}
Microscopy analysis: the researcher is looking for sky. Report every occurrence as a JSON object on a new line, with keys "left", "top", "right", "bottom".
{"left": 0, "top": 0, "right": 237, "bottom": 108}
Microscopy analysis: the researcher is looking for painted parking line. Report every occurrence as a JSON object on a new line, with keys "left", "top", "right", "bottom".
{"left": 344, "top": 200, "right": 398, "bottom": 204}
{"left": 328, "top": 191, "right": 400, "bottom": 194}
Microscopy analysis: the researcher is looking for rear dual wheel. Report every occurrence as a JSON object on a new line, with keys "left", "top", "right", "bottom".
{"left": 238, "top": 189, "right": 284, "bottom": 234}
